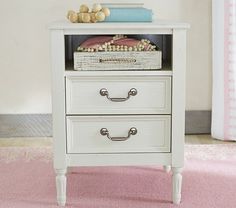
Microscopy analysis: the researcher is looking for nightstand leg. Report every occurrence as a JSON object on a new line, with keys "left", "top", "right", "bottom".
{"left": 55, "top": 169, "right": 67, "bottom": 206}
{"left": 163, "top": 165, "right": 171, "bottom": 173}
{"left": 172, "top": 167, "right": 183, "bottom": 204}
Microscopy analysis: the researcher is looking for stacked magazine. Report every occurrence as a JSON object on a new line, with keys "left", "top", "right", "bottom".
{"left": 101, "top": 3, "right": 153, "bottom": 22}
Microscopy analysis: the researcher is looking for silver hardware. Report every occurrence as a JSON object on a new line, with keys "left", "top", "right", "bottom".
{"left": 99, "top": 58, "right": 136, "bottom": 64}
{"left": 100, "top": 127, "right": 137, "bottom": 141}
{"left": 99, "top": 88, "right": 137, "bottom": 102}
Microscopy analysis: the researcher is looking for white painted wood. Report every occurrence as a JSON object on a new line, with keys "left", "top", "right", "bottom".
{"left": 66, "top": 76, "right": 171, "bottom": 115}
{"left": 51, "top": 30, "right": 67, "bottom": 170}
{"left": 172, "top": 167, "right": 183, "bottom": 204}
{"left": 67, "top": 153, "right": 172, "bottom": 166}
{"left": 49, "top": 21, "right": 189, "bottom": 36}
{"left": 171, "top": 29, "right": 186, "bottom": 167}
{"left": 170, "top": 29, "right": 186, "bottom": 205}
{"left": 163, "top": 165, "right": 171, "bottom": 173}
{"left": 49, "top": 20, "right": 190, "bottom": 30}
{"left": 50, "top": 22, "right": 188, "bottom": 206}
{"left": 64, "top": 28, "right": 173, "bottom": 35}
{"left": 51, "top": 30, "right": 68, "bottom": 206}
{"left": 67, "top": 115, "right": 171, "bottom": 153}
{"left": 55, "top": 169, "right": 67, "bottom": 206}
{"left": 64, "top": 70, "right": 173, "bottom": 77}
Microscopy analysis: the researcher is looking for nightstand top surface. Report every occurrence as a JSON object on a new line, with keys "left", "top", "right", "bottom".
{"left": 49, "top": 20, "right": 190, "bottom": 30}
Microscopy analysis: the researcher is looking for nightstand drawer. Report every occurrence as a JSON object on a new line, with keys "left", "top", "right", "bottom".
{"left": 66, "top": 76, "right": 171, "bottom": 115}
{"left": 66, "top": 115, "right": 171, "bottom": 154}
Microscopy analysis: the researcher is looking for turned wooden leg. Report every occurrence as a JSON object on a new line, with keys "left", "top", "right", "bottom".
{"left": 163, "top": 165, "right": 171, "bottom": 173}
{"left": 172, "top": 167, "right": 183, "bottom": 204}
{"left": 55, "top": 169, "right": 67, "bottom": 206}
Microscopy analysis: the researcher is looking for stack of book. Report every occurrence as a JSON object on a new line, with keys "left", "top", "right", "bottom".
{"left": 101, "top": 3, "right": 153, "bottom": 22}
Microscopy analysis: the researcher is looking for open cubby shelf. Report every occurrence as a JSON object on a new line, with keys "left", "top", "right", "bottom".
{"left": 64, "top": 34, "right": 172, "bottom": 71}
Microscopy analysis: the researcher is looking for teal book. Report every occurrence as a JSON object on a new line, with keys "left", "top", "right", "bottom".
{"left": 104, "top": 8, "right": 153, "bottom": 22}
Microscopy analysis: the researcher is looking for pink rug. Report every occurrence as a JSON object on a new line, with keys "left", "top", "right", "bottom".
{"left": 0, "top": 144, "right": 236, "bottom": 208}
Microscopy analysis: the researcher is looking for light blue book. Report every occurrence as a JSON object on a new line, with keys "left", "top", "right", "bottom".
{"left": 101, "top": 3, "right": 144, "bottom": 8}
{"left": 104, "top": 8, "right": 153, "bottom": 22}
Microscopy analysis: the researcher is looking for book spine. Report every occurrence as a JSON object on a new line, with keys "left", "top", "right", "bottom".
{"left": 101, "top": 4, "right": 144, "bottom": 8}
{"left": 104, "top": 8, "right": 153, "bottom": 22}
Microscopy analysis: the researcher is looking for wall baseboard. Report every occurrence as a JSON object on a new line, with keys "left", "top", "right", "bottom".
{"left": 185, "top": 111, "right": 211, "bottom": 134}
{"left": 0, "top": 114, "right": 52, "bottom": 138}
{"left": 0, "top": 111, "right": 211, "bottom": 138}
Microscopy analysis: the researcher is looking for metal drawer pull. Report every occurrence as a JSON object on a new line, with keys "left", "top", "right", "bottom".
{"left": 99, "top": 88, "right": 137, "bottom": 102}
{"left": 100, "top": 127, "right": 137, "bottom": 141}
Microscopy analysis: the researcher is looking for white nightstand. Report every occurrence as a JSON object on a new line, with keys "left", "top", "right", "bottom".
{"left": 49, "top": 21, "right": 189, "bottom": 206}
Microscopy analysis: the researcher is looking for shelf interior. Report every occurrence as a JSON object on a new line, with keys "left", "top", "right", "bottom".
{"left": 65, "top": 34, "right": 172, "bottom": 71}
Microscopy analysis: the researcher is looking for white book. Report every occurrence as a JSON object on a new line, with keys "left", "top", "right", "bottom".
{"left": 101, "top": 3, "right": 144, "bottom": 8}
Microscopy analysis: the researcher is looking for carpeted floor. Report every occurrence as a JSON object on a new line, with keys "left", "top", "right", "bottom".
{"left": 0, "top": 144, "right": 236, "bottom": 208}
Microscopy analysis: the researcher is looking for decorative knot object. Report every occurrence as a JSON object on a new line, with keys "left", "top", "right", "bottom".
{"left": 67, "top": 3, "right": 110, "bottom": 23}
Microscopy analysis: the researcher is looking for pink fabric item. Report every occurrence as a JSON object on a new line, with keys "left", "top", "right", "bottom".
{"left": 0, "top": 145, "right": 236, "bottom": 208}
{"left": 80, "top": 36, "right": 113, "bottom": 49}
{"left": 113, "top": 38, "right": 140, "bottom": 47}
{"left": 80, "top": 36, "right": 150, "bottom": 50}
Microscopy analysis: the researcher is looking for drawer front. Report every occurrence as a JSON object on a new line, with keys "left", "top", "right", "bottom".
{"left": 66, "top": 76, "right": 171, "bottom": 115}
{"left": 66, "top": 115, "right": 171, "bottom": 154}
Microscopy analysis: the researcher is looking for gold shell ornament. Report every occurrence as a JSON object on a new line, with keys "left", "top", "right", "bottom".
{"left": 81, "top": 13, "right": 91, "bottom": 23}
{"left": 90, "top": 13, "right": 97, "bottom": 23}
{"left": 79, "top": 4, "right": 89, "bottom": 13}
{"left": 92, "top": 3, "right": 102, "bottom": 13}
{"left": 95, "top": 11, "right": 106, "bottom": 21}
{"left": 67, "top": 10, "right": 78, "bottom": 23}
{"left": 67, "top": 4, "right": 110, "bottom": 23}
{"left": 101, "top": 7, "right": 110, "bottom": 17}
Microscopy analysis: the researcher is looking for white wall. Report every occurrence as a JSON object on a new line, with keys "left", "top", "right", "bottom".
{"left": 0, "top": 0, "right": 212, "bottom": 114}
